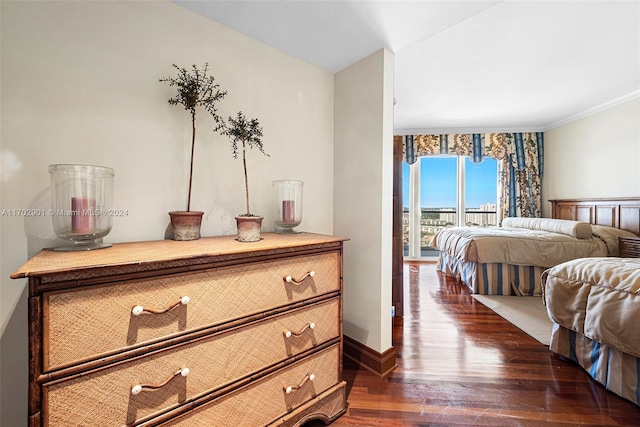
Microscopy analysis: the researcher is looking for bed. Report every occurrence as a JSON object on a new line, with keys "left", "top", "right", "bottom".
{"left": 543, "top": 256, "right": 640, "bottom": 406}
{"left": 433, "top": 198, "right": 640, "bottom": 296}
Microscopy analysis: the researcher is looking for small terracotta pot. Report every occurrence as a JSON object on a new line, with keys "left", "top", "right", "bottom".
{"left": 169, "top": 211, "right": 204, "bottom": 241}
{"left": 235, "top": 215, "right": 263, "bottom": 242}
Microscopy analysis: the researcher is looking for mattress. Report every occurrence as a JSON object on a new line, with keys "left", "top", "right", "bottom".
{"left": 432, "top": 226, "right": 607, "bottom": 265}
{"left": 543, "top": 257, "right": 640, "bottom": 358}
{"left": 544, "top": 257, "right": 640, "bottom": 406}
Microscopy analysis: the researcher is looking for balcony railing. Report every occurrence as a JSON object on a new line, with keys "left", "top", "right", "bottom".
{"left": 402, "top": 208, "right": 497, "bottom": 253}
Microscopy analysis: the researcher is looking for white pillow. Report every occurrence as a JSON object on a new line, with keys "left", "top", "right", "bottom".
{"left": 501, "top": 217, "right": 592, "bottom": 239}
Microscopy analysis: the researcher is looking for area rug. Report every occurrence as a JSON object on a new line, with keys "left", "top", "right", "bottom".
{"left": 472, "top": 294, "right": 553, "bottom": 346}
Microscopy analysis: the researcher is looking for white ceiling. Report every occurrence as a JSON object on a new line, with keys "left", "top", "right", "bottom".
{"left": 175, "top": 0, "right": 640, "bottom": 132}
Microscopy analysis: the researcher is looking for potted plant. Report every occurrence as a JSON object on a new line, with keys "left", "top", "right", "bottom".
{"left": 223, "top": 111, "right": 269, "bottom": 242}
{"left": 159, "top": 63, "right": 227, "bottom": 240}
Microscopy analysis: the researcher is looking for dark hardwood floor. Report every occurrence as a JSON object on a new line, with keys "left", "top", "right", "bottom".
{"left": 316, "top": 261, "right": 640, "bottom": 426}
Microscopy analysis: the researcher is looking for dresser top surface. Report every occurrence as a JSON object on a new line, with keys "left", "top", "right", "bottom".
{"left": 11, "top": 232, "right": 347, "bottom": 279}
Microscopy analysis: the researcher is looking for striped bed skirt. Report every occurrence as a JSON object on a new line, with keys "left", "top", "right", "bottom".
{"left": 436, "top": 252, "right": 546, "bottom": 296}
{"left": 550, "top": 323, "right": 640, "bottom": 407}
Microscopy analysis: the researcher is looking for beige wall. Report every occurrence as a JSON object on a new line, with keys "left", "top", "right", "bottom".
{"left": 0, "top": 1, "right": 334, "bottom": 424}
{"left": 334, "top": 48, "right": 395, "bottom": 354}
{"left": 542, "top": 98, "right": 640, "bottom": 217}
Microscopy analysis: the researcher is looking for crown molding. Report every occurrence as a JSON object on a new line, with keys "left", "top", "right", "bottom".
{"left": 394, "top": 89, "right": 640, "bottom": 136}
{"left": 544, "top": 89, "right": 640, "bottom": 131}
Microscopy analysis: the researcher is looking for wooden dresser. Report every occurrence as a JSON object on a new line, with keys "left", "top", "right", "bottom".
{"left": 11, "top": 232, "right": 347, "bottom": 427}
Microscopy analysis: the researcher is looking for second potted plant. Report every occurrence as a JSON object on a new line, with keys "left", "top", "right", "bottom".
{"left": 223, "top": 111, "right": 269, "bottom": 242}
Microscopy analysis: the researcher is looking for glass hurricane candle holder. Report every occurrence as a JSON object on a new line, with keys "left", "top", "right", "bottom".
{"left": 273, "top": 180, "right": 303, "bottom": 234}
{"left": 48, "top": 164, "right": 115, "bottom": 251}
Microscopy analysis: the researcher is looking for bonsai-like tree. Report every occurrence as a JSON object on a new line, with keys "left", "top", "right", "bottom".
{"left": 159, "top": 63, "right": 227, "bottom": 211}
{"left": 223, "top": 111, "right": 269, "bottom": 216}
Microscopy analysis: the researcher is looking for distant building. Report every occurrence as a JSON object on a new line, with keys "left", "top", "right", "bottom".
{"left": 466, "top": 203, "right": 497, "bottom": 227}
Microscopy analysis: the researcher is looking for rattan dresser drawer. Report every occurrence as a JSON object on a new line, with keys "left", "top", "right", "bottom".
{"left": 161, "top": 344, "right": 341, "bottom": 427}
{"left": 44, "top": 251, "right": 340, "bottom": 370}
{"left": 44, "top": 298, "right": 340, "bottom": 426}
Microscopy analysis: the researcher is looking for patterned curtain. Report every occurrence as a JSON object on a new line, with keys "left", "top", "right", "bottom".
{"left": 402, "top": 132, "right": 544, "bottom": 221}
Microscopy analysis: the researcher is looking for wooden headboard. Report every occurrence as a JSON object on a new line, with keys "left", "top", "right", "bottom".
{"left": 550, "top": 197, "right": 640, "bottom": 236}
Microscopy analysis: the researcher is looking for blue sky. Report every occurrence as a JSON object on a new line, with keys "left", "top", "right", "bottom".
{"left": 403, "top": 157, "right": 497, "bottom": 209}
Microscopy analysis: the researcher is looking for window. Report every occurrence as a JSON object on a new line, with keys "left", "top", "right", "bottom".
{"left": 403, "top": 156, "right": 498, "bottom": 258}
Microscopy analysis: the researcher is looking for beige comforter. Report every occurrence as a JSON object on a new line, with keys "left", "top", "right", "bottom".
{"left": 543, "top": 257, "right": 640, "bottom": 357}
{"left": 431, "top": 226, "right": 607, "bottom": 265}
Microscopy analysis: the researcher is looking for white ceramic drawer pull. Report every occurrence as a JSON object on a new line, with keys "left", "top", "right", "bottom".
{"left": 284, "top": 271, "right": 315, "bottom": 285}
{"left": 131, "top": 296, "right": 190, "bottom": 316}
{"left": 284, "top": 322, "right": 316, "bottom": 338}
{"left": 131, "top": 367, "right": 190, "bottom": 395}
{"left": 284, "top": 373, "right": 315, "bottom": 394}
